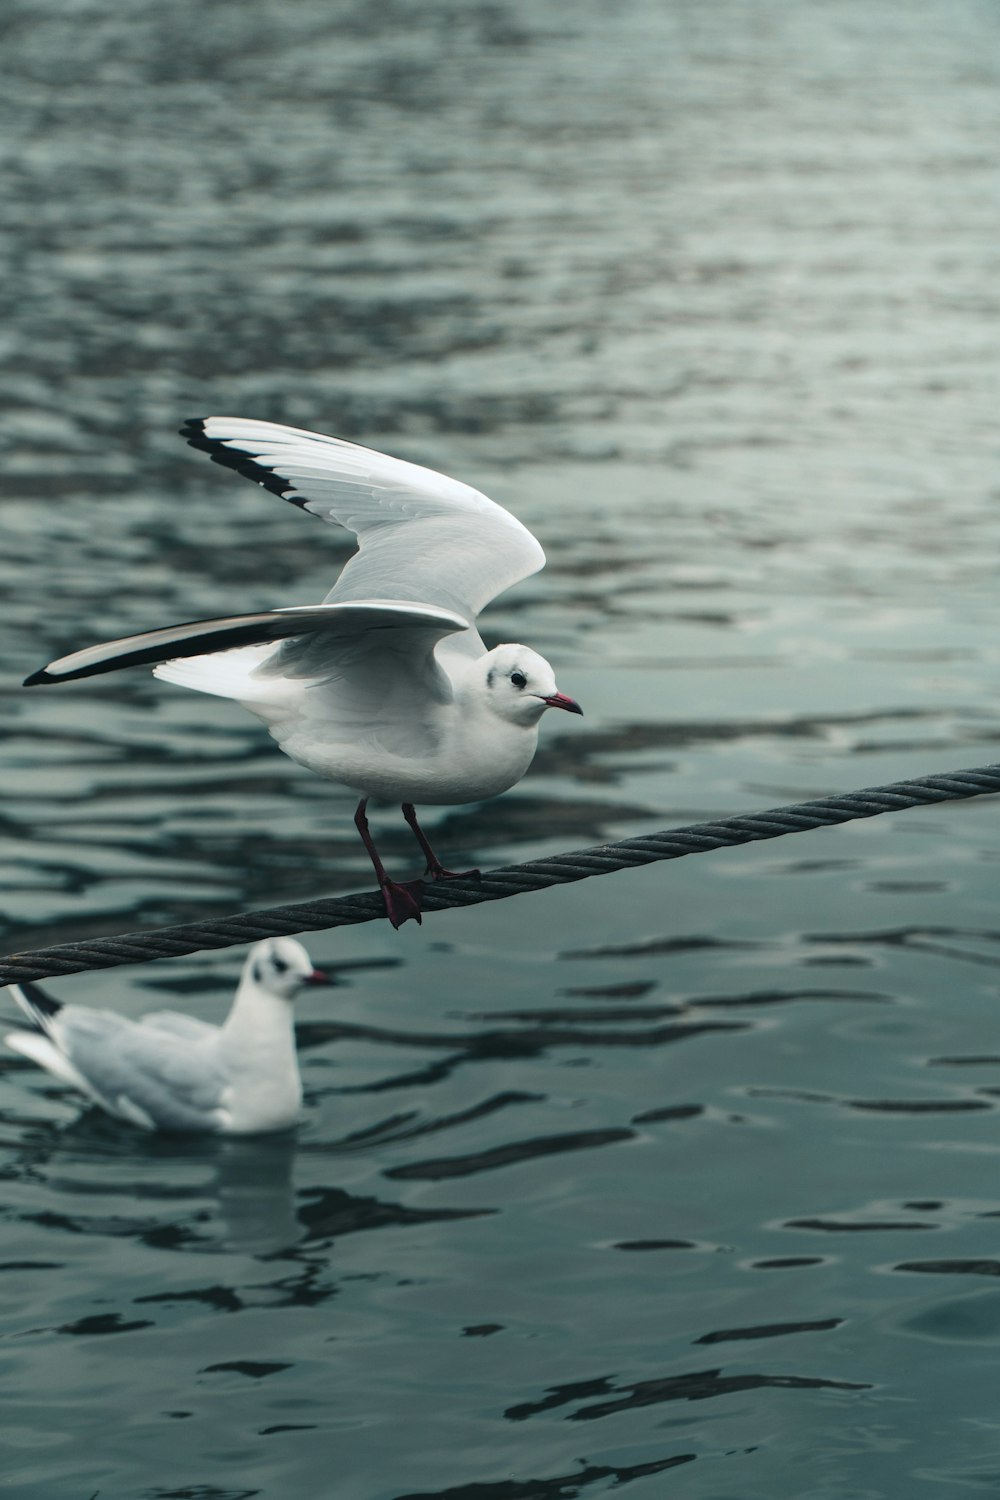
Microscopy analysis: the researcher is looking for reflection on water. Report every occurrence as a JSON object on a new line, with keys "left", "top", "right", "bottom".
{"left": 3, "top": 0, "right": 1000, "bottom": 1495}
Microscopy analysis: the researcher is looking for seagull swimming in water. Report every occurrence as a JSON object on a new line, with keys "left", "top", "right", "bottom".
{"left": 25, "top": 418, "right": 583, "bottom": 927}
{"left": 3, "top": 937, "right": 327, "bottom": 1134}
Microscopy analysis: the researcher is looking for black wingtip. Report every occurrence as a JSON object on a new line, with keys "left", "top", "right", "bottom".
{"left": 23, "top": 667, "right": 55, "bottom": 687}
{"left": 20, "top": 979, "right": 61, "bottom": 1016}
{"left": 178, "top": 417, "right": 296, "bottom": 502}
{"left": 179, "top": 416, "right": 210, "bottom": 450}
{"left": 10, "top": 978, "right": 62, "bottom": 1031}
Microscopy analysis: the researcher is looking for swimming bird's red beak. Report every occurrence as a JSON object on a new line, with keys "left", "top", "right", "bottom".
{"left": 306, "top": 968, "right": 331, "bottom": 985}
{"left": 542, "top": 692, "right": 583, "bottom": 716}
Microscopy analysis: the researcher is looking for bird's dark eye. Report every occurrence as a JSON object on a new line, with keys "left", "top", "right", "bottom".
{"left": 511, "top": 671, "right": 527, "bottom": 689}
{"left": 272, "top": 954, "right": 289, "bottom": 974}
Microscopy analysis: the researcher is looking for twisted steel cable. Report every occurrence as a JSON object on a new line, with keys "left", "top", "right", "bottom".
{"left": 2, "top": 762, "right": 998, "bottom": 984}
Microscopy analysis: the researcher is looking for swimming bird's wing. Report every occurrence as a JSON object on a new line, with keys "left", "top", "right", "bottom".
{"left": 182, "top": 417, "right": 546, "bottom": 622}
{"left": 138, "top": 1011, "right": 219, "bottom": 1042}
{"left": 40, "top": 1007, "right": 227, "bottom": 1132}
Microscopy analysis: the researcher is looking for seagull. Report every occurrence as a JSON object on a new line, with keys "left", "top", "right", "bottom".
{"left": 3, "top": 937, "right": 328, "bottom": 1134}
{"left": 25, "top": 417, "right": 583, "bottom": 927}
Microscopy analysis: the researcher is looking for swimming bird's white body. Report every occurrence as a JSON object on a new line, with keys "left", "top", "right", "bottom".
{"left": 4, "top": 938, "right": 326, "bottom": 1134}
{"left": 26, "top": 418, "right": 583, "bottom": 923}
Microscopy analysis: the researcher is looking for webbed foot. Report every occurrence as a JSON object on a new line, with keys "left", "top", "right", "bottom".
{"left": 381, "top": 878, "right": 424, "bottom": 929}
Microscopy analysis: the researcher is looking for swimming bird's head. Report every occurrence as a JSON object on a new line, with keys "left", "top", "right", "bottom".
{"left": 246, "top": 937, "right": 329, "bottom": 1000}
{"left": 481, "top": 645, "right": 583, "bottom": 727}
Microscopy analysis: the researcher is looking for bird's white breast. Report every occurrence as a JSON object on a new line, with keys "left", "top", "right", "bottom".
{"left": 268, "top": 702, "right": 540, "bottom": 805}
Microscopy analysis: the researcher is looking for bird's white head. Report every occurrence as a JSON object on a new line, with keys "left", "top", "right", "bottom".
{"left": 481, "top": 644, "right": 583, "bottom": 727}
{"left": 245, "top": 937, "right": 328, "bottom": 1000}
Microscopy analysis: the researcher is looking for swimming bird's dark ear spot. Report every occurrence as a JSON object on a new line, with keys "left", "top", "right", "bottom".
{"left": 486, "top": 666, "right": 495, "bottom": 689}
{"left": 252, "top": 962, "right": 264, "bottom": 985}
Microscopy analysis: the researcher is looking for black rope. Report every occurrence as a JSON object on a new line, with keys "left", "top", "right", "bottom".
{"left": 2, "top": 762, "right": 999, "bottom": 985}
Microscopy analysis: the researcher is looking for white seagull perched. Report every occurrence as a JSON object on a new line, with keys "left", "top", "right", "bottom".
{"left": 3, "top": 937, "right": 328, "bottom": 1134}
{"left": 26, "top": 417, "right": 583, "bottom": 927}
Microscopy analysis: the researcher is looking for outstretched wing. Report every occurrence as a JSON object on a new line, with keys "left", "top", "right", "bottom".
{"left": 25, "top": 600, "right": 468, "bottom": 686}
{"left": 182, "top": 417, "right": 546, "bottom": 622}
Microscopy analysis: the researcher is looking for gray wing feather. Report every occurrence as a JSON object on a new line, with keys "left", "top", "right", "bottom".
{"left": 138, "top": 1012, "right": 219, "bottom": 1042}
{"left": 55, "top": 1008, "right": 226, "bottom": 1130}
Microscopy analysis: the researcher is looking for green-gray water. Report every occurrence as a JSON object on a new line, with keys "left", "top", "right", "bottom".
{"left": 2, "top": 1, "right": 1000, "bottom": 1495}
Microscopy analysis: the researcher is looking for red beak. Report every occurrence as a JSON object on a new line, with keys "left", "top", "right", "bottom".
{"left": 542, "top": 692, "right": 583, "bottom": 716}
{"left": 306, "top": 968, "right": 331, "bottom": 985}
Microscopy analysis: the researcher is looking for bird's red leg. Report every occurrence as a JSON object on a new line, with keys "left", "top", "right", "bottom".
{"left": 354, "top": 799, "right": 423, "bottom": 928}
{"left": 401, "top": 803, "right": 480, "bottom": 881}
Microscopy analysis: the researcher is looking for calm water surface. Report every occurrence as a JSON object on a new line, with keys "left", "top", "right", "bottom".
{"left": 3, "top": 1, "right": 1000, "bottom": 1496}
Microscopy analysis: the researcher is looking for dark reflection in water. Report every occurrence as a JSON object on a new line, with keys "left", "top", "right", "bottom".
{"left": 505, "top": 1365, "right": 870, "bottom": 1423}
{"left": 4, "top": 0, "right": 1000, "bottom": 1496}
{"left": 394, "top": 1452, "right": 698, "bottom": 1500}
{"left": 384, "top": 1127, "right": 636, "bottom": 1183}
